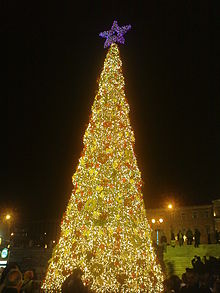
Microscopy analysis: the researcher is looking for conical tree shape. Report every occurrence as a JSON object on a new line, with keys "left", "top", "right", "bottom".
{"left": 42, "top": 44, "right": 164, "bottom": 292}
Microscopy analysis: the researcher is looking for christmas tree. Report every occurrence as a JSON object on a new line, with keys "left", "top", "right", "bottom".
{"left": 42, "top": 21, "right": 164, "bottom": 292}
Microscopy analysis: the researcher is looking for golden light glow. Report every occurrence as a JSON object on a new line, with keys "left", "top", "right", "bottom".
{"left": 42, "top": 43, "right": 163, "bottom": 292}
{"left": 151, "top": 218, "right": 156, "bottom": 224}
{"left": 168, "top": 204, "right": 173, "bottom": 209}
{"left": 159, "top": 218, "right": 163, "bottom": 223}
{"left": 5, "top": 214, "right": 11, "bottom": 221}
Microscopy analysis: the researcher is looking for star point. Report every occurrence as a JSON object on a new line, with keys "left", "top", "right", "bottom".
{"left": 99, "top": 20, "right": 131, "bottom": 48}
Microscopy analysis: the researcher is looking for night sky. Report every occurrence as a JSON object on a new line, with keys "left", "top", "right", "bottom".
{"left": 3, "top": 1, "right": 220, "bottom": 221}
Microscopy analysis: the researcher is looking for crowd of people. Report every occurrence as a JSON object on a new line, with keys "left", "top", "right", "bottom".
{"left": 169, "top": 229, "right": 220, "bottom": 248}
{"left": 0, "top": 265, "right": 90, "bottom": 293}
{"left": 61, "top": 268, "right": 90, "bottom": 293}
{"left": 0, "top": 264, "right": 36, "bottom": 293}
{"left": 0, "top": 256, "right": 219, "bottom": 292}
{"left": 163, "top": 256, "right": 220, "bottom": 293}
{"left": 169, "top": 228, "right": 202, "bottom": 247}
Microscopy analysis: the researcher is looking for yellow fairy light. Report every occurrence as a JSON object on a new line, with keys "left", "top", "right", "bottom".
{"left": 42, "top": 43, "right": 164, "bottom": 292}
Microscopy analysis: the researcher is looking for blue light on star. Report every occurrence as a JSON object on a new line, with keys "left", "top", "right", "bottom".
{"left": 99, "top": 20, "right": 131, "bottom": 48}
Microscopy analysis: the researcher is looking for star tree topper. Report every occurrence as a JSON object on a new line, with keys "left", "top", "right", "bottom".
{"left": 99, "top": 20, "right": 131, "bottom": 48}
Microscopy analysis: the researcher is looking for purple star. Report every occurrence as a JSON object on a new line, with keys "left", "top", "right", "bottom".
{"left": 99, "top": 20, "right": 131, "bottom": 48}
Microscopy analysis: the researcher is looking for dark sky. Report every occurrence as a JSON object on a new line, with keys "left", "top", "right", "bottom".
{"left": 3, "top": 1, "right": 220, "bottom": 220}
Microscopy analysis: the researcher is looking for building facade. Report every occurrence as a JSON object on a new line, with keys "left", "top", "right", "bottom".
{"left": 6, "top": 199, "right": 220, "bottom": 248}
{"left": 145, "top": 199, "right": 220, "bottom": 245}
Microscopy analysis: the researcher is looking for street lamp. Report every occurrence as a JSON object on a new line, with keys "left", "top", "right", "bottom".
{"left": 167, "top": 203, "right": 175, "bottom": 244}
{"left": 151, "top": 218, "right": 164, "bottom": 245}
{"left": 168, "top": 204, "right": 173, "bottom": 210}
{"left": 4, "top": 213, "right": 13, "bottom": 243}
{"left": 5, "top": 214, "right": 11, "bottom": 221}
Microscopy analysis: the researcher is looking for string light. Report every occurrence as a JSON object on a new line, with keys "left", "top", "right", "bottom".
{"left": 42, "top": 43, "right": 164, "bottom": 292}
{"left": 99, "top": 20, "right": 131, "bottom": 48}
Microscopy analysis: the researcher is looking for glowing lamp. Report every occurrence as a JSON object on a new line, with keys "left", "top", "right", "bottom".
{"left": 5, "top": 214, "right": 11, "bottom": 221}
{"left": 1, "top": 248, "right": 8, "bottom": 259}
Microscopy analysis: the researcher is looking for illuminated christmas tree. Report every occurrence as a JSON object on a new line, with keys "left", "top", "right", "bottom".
{"left": 42, "top": 21, "right": 164, "bottom": 292}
